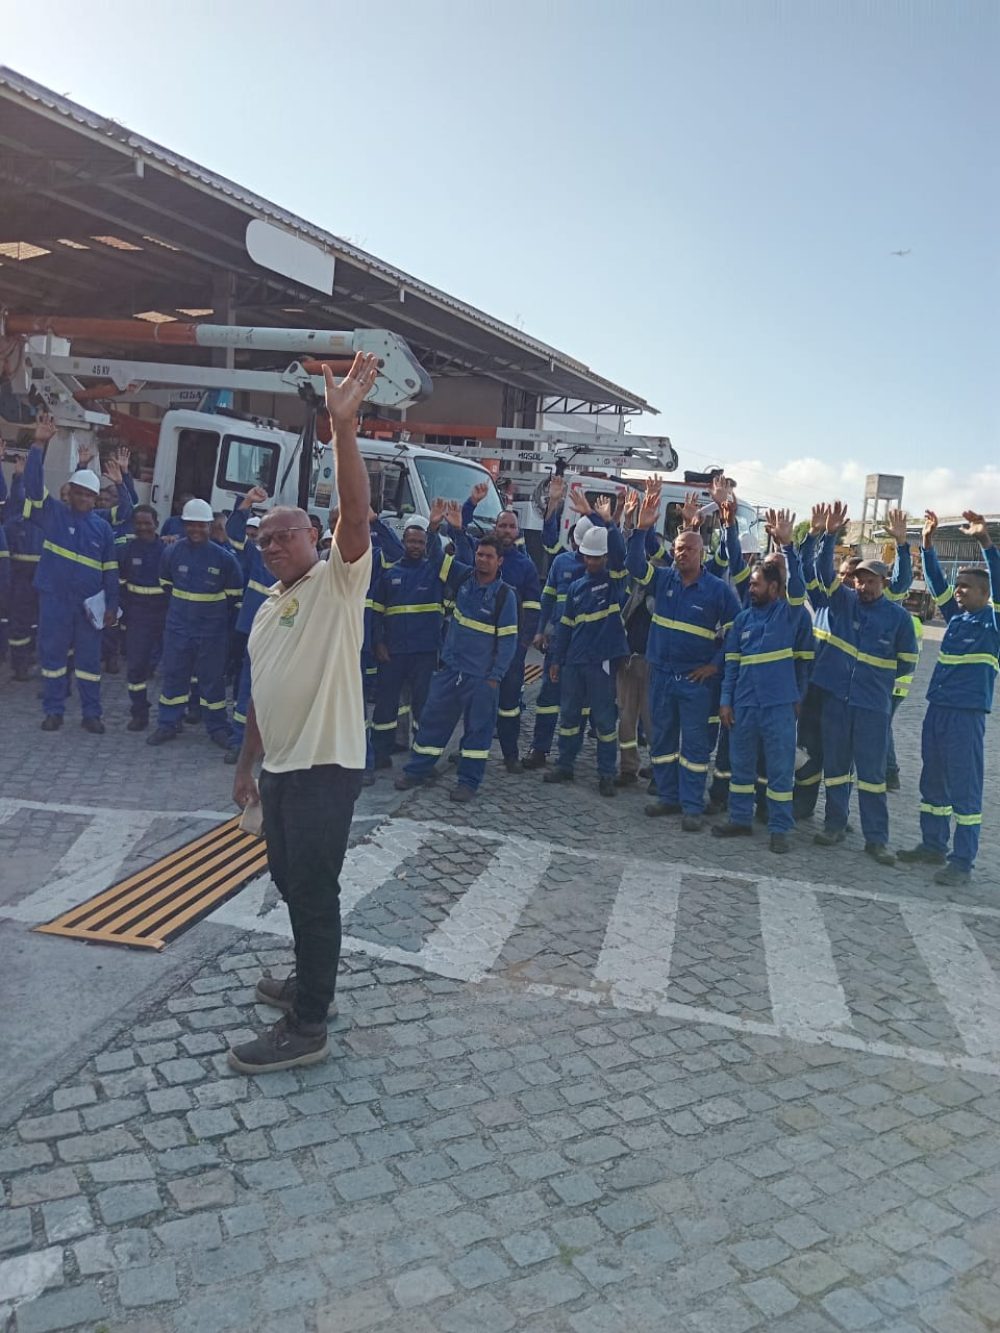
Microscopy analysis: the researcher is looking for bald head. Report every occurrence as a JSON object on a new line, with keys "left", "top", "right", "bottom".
{"left": 258, "top": 506, "right": 319, "bottom": 585}
{"left": 673, "top": 530, "right": 704, "bottom": 581}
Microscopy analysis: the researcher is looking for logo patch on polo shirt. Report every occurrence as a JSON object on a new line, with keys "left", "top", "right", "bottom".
{"left": 279, "top": 597, "right": 300, "bottom": 628}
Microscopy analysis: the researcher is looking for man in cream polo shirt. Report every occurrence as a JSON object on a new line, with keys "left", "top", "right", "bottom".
{"left": 228, "top": 353, "right": 378, "bottom": 1074}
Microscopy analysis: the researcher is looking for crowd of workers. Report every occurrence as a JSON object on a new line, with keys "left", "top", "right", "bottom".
{"left": 1, "top": 416, "right": 996, "bottom": 890}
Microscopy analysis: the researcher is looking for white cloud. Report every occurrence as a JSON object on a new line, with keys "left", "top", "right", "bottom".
{"left": 726, "top": 456, "right": 1000, "bottom": 521}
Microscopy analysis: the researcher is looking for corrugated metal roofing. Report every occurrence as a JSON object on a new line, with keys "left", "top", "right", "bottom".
{"left": 0, "top": 65, "right": 655, "bottom": 413}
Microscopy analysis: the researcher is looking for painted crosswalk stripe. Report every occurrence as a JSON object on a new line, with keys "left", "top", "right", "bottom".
{"left": 593, "top": 865, "right": 681, "bottom": 1010}
{"left": 1, "top": 811, "right": 157, "bottom": 925}
{"left": 899, "top": 903, "right": 1000, "bottom": 1060}
{"left": 757, "top": 879, "right": 852, "bottom": 1037}
{"left": 413, "top": 842, "right": 550, "bottom": 982}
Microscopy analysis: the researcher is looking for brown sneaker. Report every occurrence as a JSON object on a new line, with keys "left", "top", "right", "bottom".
{"left": 255, "top": 973, "right": 297, "bottom": 1012}
{"left": 227, "top": 1014, "right": 329, "bottom": 1073}
{"left": 255, "top": 974, "right": 337, "bottom": 1019}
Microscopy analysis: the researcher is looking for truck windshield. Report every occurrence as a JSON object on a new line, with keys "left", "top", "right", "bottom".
{"left": 413, "top": 457, "right": 503, "bottom": 524}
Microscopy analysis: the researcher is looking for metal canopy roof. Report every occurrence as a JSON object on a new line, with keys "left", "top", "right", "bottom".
{"left": 0, "top": 67, "right": 655, "bottom": 415}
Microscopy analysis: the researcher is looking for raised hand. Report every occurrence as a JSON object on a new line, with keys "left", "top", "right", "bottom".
{"left": 469, "top": 481, "right": 489, "bottom": 506}
{"left": 681, "top": 490, "right": 702, "bottom": 528}
{"left": 103, "top": 453, "right": 123, "bottom": 485}
{"left": 884, "top": 507, "right": 908, "bottom": 544}
{"left": 428, "top": 496, "right": 447, "bottom": 529}
{"left": 922, "top": 510, "right": 938, "bottom": 549}
{"left": 960, "top": 510, "right": 992, "bottom": 548}
{"left": 567, "top": 484, "right": 592, "bottom": 517}
{"left": 242, "top": 485, "right": 269, "bottom": 510}
{"left": 116, "top": 446, "right": 132, "bottom": 474}
{"left": 594, "top": 495, "right": 613, "bottom": 521}
{"left": 718, "top": 496, "right": 736, "bottom": 527}
{"left": 548, "top": 476, "right": 565, "bottom": 504}
{"left": 825, "top": 501, "right": 848, "bottom": 535}
{"left": 637, "top": 487, "right": 660, "bottom": 531}
{"left": 444, "top": 500, "right": 463, "bottom": 529}
{"left": 709, "top": 474, "right": 731, "bottom": 508}
{"left": 768, "top": 508, "right": 795, "bottom": 545}
{"left": 33, "top": 412, "right": 57, "bottom": 447}
{"left": 810, "top": 503, "right": 827, "bottom": 537}
{"left": 623, "top": 488, "right": 640, "bottom": 522}
{"left": 322, "top": 352, "right": 379, "bottom": 428}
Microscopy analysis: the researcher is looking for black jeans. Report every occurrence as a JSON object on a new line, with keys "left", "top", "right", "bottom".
{"left": 259, "top": 764, "right": 364, "bottom": 1023}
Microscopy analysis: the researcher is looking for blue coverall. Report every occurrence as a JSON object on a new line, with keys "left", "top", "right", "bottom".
{"left": 0, "top": 524, "right": 9, "bottom": 662}
{"left": 914, "top": 544, "right": 999, "bottom": 872}
{"left": 796, "top": 533, "right": 914, "bottom": 815}
{"left": 552, "top": 566, "right": 629, "bottom": 778}
{"left": 225, "top": 509, "right": 276, "bottom": 751}
{"left": 157, "top": 539, "right": 243, "bottom": 736}
{"left": 721, "top": 597, "right": 814, "bottom": 834}
{"left": 119, "top": 535, "right": 168, "bottom": 720}
{"left": 403, "top": 568, "right": 518, "bottom": 792}
{"left": 460, "top": 500, "right": 542, "bottom": 760}
{"left": 810, "top": 533, "right": 919, "bottom": 846}
{"left": 369, "top": 531, "right": 465, "bottom": 761}
{"left": 627, "top": 529, "right": 741, "bottom": 815}
{"left": 531, "top": 515, "right": 624, "bottom": 755}
{"left": 25, "top": 446, "right": 119, "bottom": 720}
{"left": 3, "top": 475, "right": 41, "bottom": 674}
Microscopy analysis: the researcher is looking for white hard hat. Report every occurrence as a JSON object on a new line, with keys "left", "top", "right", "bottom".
{"left": 246, "top": 515, "right": 261, "bottom": 529}
{"left": 578, "top": 526, "right": 609, "bottom": 557}
{"left": 573, "top": 516, "right": 594, "bottom": 546}
{"left": 68, "top": 469, "right": 101, "bottom": 495}
{"left": 403, "top": 515, "right": 430, "bottom": 532}
{"left": 182, "top": 498, "right": 214, "bottom": 522}
{"left": 320, "top": 529, "right": 334, "bottom": 544}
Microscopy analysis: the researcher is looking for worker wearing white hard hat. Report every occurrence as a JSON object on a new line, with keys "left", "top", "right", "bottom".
{"left": 148, "top": 495, "right": 244, "bottom": 750}
{"left": 23, "top": 412, "right": 120, "bottom": 734}
{"left": 543, "top": 522, "right": 628, "bottom": 796}
{"left": 524, "top": 509, "right": 628, "bottom": 769}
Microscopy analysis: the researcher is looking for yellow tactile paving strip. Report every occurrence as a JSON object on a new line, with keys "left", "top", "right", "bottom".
{"left": 34, "top": 816, "right": 267, "bottom": 951}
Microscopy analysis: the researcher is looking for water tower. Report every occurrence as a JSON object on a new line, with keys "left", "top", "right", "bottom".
{"left": 861, "top": 474, "right": 904, "bottom": 539}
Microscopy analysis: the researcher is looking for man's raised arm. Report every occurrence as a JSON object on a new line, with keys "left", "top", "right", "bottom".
{"left": 323, "top": 355, "right": 376, "bottom": 564}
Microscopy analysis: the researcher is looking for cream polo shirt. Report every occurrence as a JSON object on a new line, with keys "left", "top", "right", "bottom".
{"left": 248, "top": 543, "right": 372, "bottom": 774}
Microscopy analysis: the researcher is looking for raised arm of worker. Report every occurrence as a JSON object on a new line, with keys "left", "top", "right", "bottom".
{"left": 626, "top": 483, "right": 662, "bottom": 585}
{"left": 817, "top": 501, "right": 849, "bottom": 603}
{"left": 24, "top": 413, "right": 58, "bottom": 525}
{"left": 884, "top": 508, "right": 913, "bottom": 603}
{"left": 323, "top": 357, "right": 375, "bottom": 562}
{"left": 542, "top": 476, "right": 566, "bottom": 555}
{"left": 767, "top": 508, "right": 806, "bottom": 605}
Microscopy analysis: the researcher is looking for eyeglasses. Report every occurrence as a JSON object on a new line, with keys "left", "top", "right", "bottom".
{"left": 258, "top": 526, "right": 312, "bottom": 551}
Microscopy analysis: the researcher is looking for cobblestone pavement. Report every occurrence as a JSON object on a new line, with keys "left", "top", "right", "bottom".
{"left": 2, "top": 635, "right": 1000, "bottom": 1331}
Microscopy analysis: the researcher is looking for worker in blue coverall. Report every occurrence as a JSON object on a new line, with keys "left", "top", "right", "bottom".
{"left": 809, "top": 500, "right": 918, "bottom": 865}
{"left": 118, "top": 504, "right": 168, "bottom": 731}
{"left": 711, "top": 503, "right": 813, "bottom": 823}
{"left": 360, "top": 509, "right": 406, "bottom": 780}
{"left": 525, "top": 496, "right": 626, "bottom": 768}
{"left": 628, "top": 480, "right": 741, "bottom": 832}
{"left": 0, "top": 518, "right": 9, "bottom": 664}
{"left": 73, "top": 441, "right": 135, "bottom": 677}
{"left": 369, "top": 502, "right": 463, "bottom": 768}
{"left": 225, "top": 488, "right": 273, "bottom": 762}
{"left": 395, "top": 532, "right": 518, "bottom": 802}
{"left": 24, "top": 414, "right": 119, "bottom": 732}
{"left": 2, "top": 453, "right": 42, "bottom": 680}
{"left": 460, "top": 485, "right": 542, "bottom": 770}
{"left": 543, "top": 523, "right": 628, "bottom": 796}
{"left": 899, "top": 509, "right": 999, "bottom": 887}
{"left": 147, "top": 497, "right": 243, "bottom": 748}
{"left": 795, "top": 505, "right": 913, "bottom": 816}
{"left": 713, "top": 549, "right": 815, "bottom": 854}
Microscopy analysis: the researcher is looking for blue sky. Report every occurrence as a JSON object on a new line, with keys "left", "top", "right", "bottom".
{"left": 4, "top": 0, "right": 997, "bottom": 514}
